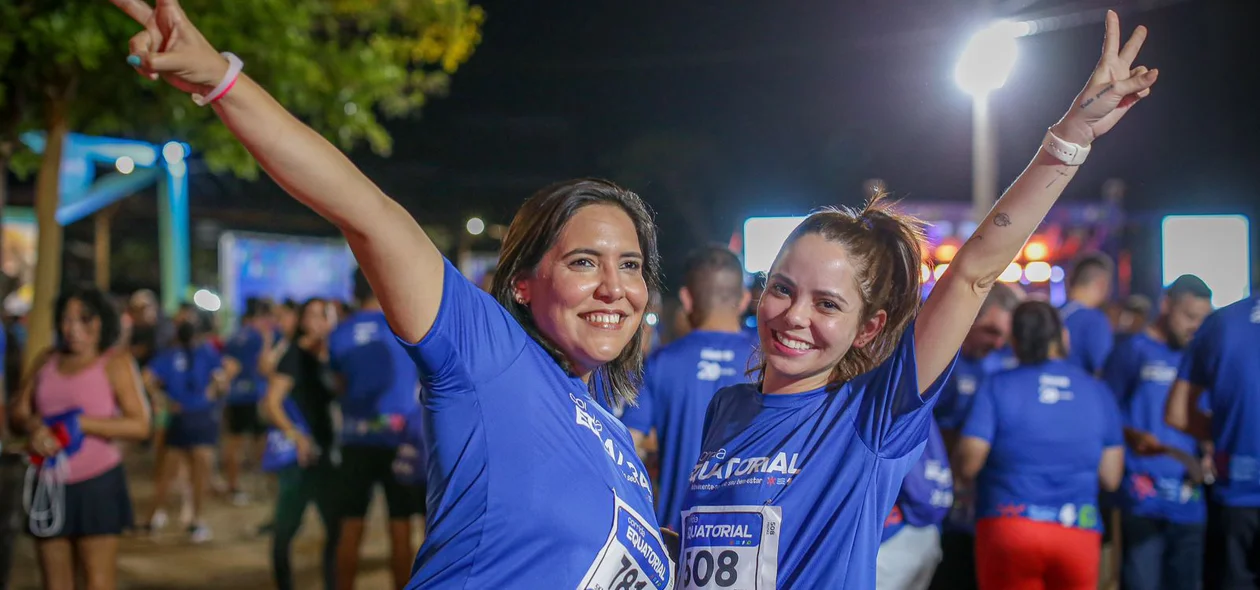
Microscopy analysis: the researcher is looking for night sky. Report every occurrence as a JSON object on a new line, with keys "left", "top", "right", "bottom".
{"left": 13, "top": 0, "right": 1260, "bottom": 294}
{"left": 362, "top": 0, "right": 1260, "bottom": 289}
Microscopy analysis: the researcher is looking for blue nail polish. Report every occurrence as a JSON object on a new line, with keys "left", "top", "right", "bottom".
{"left": 126, "top": 55, "right": 141, "bottom": 67}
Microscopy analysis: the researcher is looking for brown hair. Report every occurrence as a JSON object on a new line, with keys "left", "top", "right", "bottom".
{"left": 491, "top": 178, "right": 662, "bottom": 406}
{"left": 752, "top": 192, "right": 926, "bottom": 388}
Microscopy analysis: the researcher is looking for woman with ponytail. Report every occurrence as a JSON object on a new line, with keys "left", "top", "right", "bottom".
{"left": 954, "top": 301, "right": 1124, "bottom": 589}
{"left": 677, "top": 12, "right": 1158, "bottom": 589}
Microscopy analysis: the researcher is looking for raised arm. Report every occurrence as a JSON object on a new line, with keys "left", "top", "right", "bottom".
{"left": 111, "top": 0, "right": 443, "bottom": 344}
{"left": 915, "top": 11, "right": 1158, "bottom": 390}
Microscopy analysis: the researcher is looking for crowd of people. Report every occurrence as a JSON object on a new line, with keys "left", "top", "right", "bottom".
{"left": 0, "top": 274, "right": 429, "bottom": 590}
{"left": 0, "top": 1, "right": 1256, "bottom": 589}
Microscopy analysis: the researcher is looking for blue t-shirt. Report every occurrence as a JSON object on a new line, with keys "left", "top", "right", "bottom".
{"left": 962, "top": 360, "right": 1123, "bottom": 531}
{"left": 329, "top": 309, "right": 420, "bottom": 447}
{"left": 223, "top": 325, "right": 266, "bottom": 405}
{"left": 679, "top": 324, "right": 953, "bottom": 589}
{"left": 1060, "top": 301, "right": 1114, "bottom": 375}
{"left": 1179, "top": 295, "right": 1260, "bottom": 508}
{"left": 1103, "top": 332, "right": 1205, "bottom": 523}
{"left": 400, "top": 259, "right": 672, "bottom": 590}
{"left": 882, "top": 420, "right": 953, "bottom": 542}
{"left": 620, "top": 330, "right": 758, "bottom": 532}
{"left": 935, "top": 352, "right": 1007, "bottom": 432}
{"left": 147, "top": 343, "right": 224, "bottom": 413}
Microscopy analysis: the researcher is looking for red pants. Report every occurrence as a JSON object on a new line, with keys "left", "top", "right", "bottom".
{"left": 975, "top": 517, "right": 1101, "bottom": 590}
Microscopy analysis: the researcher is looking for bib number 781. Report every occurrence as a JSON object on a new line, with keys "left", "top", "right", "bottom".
{"left": 610, "top": 555, "right": 649, "bottom": 590}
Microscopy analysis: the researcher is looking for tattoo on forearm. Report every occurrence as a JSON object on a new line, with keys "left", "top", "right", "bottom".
{"left": 1045, "top": 169, "right": 1070, "bottom": 188}
{"left": 1079, "top": 85, "right": 1113, "bottom": 109}
{"left": 993, "top": 213, "right": 1012, "bottom": 227}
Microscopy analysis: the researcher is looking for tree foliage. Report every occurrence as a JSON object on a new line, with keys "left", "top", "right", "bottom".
{"left": 0, "top": 0, "right": 485, "bottom": 178}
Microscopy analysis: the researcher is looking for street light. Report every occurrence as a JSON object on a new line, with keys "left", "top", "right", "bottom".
{"left": 466, "top": 217, "right": 485, "bottom": 236}
{"left": 955, "top": 20, "right": 1024, "bottom": 223}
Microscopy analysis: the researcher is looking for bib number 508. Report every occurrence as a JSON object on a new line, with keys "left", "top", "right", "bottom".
{"left": 681, "top": 549, "right": 739, "bottom": 588}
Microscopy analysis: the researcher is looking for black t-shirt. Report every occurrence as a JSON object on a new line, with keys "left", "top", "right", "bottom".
{"left": 276, "top": 345, "right": 335, "bottom": 449}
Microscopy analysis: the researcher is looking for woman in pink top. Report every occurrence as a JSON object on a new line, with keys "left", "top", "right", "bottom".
{"left": 9, "top": 287, "right": 150, "bottom": 590}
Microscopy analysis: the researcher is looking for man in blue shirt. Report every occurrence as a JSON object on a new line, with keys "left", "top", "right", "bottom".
{"left": 221, "top": 297, "right": 274, "bottom": 505}
{"left": 1104, "top": 275, "right": 1213, "bottom": 590}
{"left": 621, "top": 245, "right": 757, "bottom": 532}
{"left": 330, "top": 269, "right": 424, "bottom": 590}
{"left": 1060, "top": 253, "right": 1116, "bottom": 375}
{"left": 931, "top": 283, "right": 1021, "bottom": 590}
{"left": 1167, "top": 292, "right": 1260, "bottom": 590}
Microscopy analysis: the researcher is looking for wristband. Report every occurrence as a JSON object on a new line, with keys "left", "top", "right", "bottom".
{"left": 192, "top": 52, "right": 244, "bottom": 107}
{"left": 1042, "top": 128, "right": 1091, "bottom": 166}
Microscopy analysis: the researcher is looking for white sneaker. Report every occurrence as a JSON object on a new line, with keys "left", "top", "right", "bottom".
{"left": 189, "top": 524, "right": 213, "bottom": 544}
{"left": 149, "top": 509, "right": 168, "bottom": 532}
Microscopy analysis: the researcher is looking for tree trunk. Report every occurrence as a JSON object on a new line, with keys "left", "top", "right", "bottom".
{"left": 25, "top": 97, "right": 69, "bottom": 367}
{"left": 94, "top": 203, "right": 120, "bottom": 292}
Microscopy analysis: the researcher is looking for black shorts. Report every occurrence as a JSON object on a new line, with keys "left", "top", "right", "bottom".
{"left": 338, "top": 446, "right": 425, "bottom": 519}
{"left": 1204, "top": 500, "right": 1260, "bottom": 589}
{"left": 29, "top": 464, "right": 133, "bottom": 538}
{"left": 167, "top": 409, "right": 220, "bottom": 449}
{"left": 225, "top": 403, "right": 265, "bottom": 436}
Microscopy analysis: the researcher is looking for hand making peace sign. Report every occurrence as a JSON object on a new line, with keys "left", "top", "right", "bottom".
{"left": 110, "top": 0, "right": 228, "bottom": 97}
{"left": 1055, "top": 10, "right": 1160, "bottom": 146}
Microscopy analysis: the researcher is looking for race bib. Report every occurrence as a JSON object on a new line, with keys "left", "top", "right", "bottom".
{"left": 579, "top": 494, "right": 673, "bottom": 590}
{"left": 680, "top": 505, "right": 782, "bottom": 590}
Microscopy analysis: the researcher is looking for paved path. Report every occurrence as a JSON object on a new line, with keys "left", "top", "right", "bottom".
{"left": 8, "top": 452, "right": 422, "bottom": 590}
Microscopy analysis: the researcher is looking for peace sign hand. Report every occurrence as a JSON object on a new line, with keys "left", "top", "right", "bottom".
{"left": 110, "top": 0, "right": 229, "bottom": 97}
{"left": 1055, "top": 10, "right": 1159, "bottom": 146}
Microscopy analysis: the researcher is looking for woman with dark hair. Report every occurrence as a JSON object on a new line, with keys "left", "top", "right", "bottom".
{"left": 955, "top": 301, "right": 1124, "bottom": 589}
{"left": 677, "top": 13, "right": 1156, "bottom": 589}
{"left": 141, "top": 311, "right": 238, "bottom": 543}
{"left": 8, "top": 287, "right": 150, "bottom": 590}
{"left": 112, "top": 1, "right": 672, "bottom": 588}
{"left": 262, "top": 298, "right": 339, "bottom": 590}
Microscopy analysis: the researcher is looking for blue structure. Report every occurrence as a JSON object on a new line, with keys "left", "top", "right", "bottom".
{"left": 20, "top": 131, "right": 191, "bottom": 313}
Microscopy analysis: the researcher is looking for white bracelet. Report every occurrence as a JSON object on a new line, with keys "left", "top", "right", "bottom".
{"left": 192, "top": 52, "right": 244, "bottom": 107}
{"left": 1041, "top": 128, "right": 1091, "bottom": 166}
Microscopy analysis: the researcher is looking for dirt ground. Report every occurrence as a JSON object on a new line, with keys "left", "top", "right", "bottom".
{"left": 7, "top": 452, "right": 423, "bottom": 590}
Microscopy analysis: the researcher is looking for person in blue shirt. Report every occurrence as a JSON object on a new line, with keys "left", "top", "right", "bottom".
{"left": 956, "top": 300, "right": 1125, "bottom": 589}
{"left": 878, "top": 419, "right": 953, "bottom": 590}
{"left": 1166, "top": 293, "right": 1260, "bottom": 590}
{"left": 621, "top": 245, "right": 757, "bottom": 532}
{"left": 677, "top": 13, "right": 1156, "bottom": 587}
{"left": 142, "top": 313, "right": 238, "bottom": 543}
{"left": 930, "top": 283, "right": 1022, "bottom": 590}
{"left": 330, "top": 269, "right": 425, "bottom": 590}
{"left": 221, "top": 297, "right": 274, "bottom": 505}
{"left": 936, "top": 283, "right": 1023, "bottom": 449}
{"left": 112, "top": 6, "right": 677, "bottom": 583}
{"left": 1060, "top": 252, "right": 1116, "bottom": 375}
{"left": 1103, "top": 275, "right": 1213, "bottom": 590}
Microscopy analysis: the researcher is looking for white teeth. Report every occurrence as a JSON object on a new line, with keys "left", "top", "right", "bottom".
{"left": 584, "top": 313, "right": 624, "bottom": 326}
{"left": 774, "top": 331, "right": 812, "bottom": 351}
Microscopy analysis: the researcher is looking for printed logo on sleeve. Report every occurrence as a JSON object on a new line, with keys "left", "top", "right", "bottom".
{"left": 572, "top": 393, "right": 652, "bottom": 493}
{"left": 580, "top": 495, "right": 672, "bottom": 590}
{"left": 680, "top": 505, "right": 781, "bottom": 590}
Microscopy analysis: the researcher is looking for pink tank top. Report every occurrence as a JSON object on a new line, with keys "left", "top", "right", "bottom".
{"left": 33, "top": 354, "right": 123, "bottom": 483}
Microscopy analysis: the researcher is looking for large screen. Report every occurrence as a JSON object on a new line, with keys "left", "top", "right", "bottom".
{"left": 742, "top": 216, "right": 807, "bottom": 274}
{"left": 219, "top": 231, "right": 357, "bottom": 315}
{"left": 1161, "top": 214, "right": 1251, "bottom": 308}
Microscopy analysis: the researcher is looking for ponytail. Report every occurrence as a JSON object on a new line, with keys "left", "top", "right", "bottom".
{"left": 1010, "top": 301, "right": 1064, "bottom": 365}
